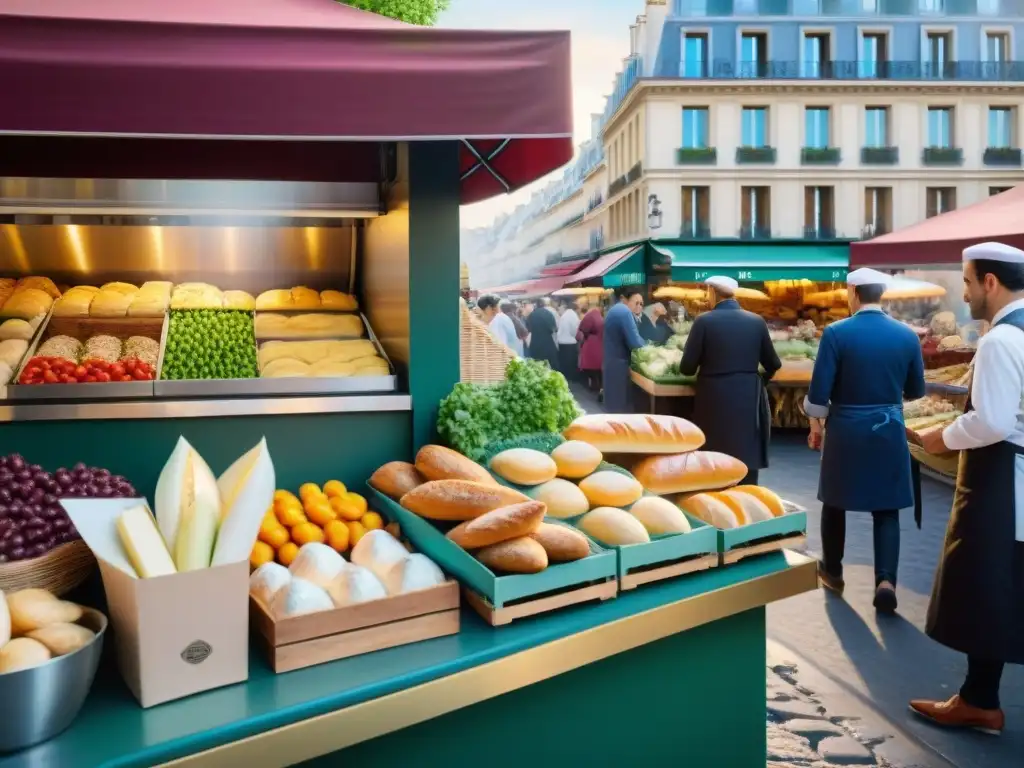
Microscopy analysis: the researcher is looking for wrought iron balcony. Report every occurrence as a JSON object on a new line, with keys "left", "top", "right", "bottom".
{"left": 608, "top": 163, "right": 643, "bottom": 198}
{"left": 626, "top": 161, "right": 643, "bottom": 182}
{"left": 736, "top": 146, "right": 777, "bottom": 164}
{"left": 861, "top": 146, "right": 899, "bottom": 165}
{"left": 679, "top": 224, "right": 712, "bottom": 239}
{"left": 702, "top": 59, "right": 1024, "bottom": 82}
{"left": 676, "top": 147, "right": 718, "bottom": 165}
{"left": 804, "top": 225, "right": 837, "bottom": 240}
{"left": 739, "top": 225, "right": 772, "bottom": 240}
{"left": 983, "top": 147, "right": 1023, "bottom": 167}
{"left": 801, "top": 147, "right": 841, "bottom": 165}
{"left": 922, "top": 147, "right": 964, "bottom": 166}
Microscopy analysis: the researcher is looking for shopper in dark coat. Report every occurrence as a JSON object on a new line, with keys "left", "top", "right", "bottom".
{"left": 680, "top": 276, "right": 781, "bottom": 483}
{"left": 525, "top": 298, "right": 559, "bottom": 370}
{"left": 603, "top": 287, "right": 647, "bottom": 413}
{"left": 577, "top": 305, "right": 605, "bottom": 393}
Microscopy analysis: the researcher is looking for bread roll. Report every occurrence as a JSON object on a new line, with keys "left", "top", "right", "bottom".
{"left": 140, "top": 281, "right": 173, "bottom": 296}
{"left": 446, "top": 500, "right": 546, "bottom": 550}
{"left": 290, "top": 286, "right": 321, "bottom": 309}
{"left": 369, "top": 461, "right": 425, "bottom": 500}
{"left": 6, "top": 589, "right": 83, "bottom": 634}
{"left": 0, "top": 361, "right": 13, "bottom": 385}
{"left": 16, "top": 276, "right": 60, "bottom": 298}
{"left": 578, "top": 507, "right": 650, "bottom": 546}
{"left": 53, "top": 290, "right": 94, "bottom": 317}
{"left": 250, "top": 562, "right": 292, "bottom": 606}
{"left": 400, "top": 480, "right": 528, "bottom": 521}
{"left": 26, "top": 623, "right": 95, "bottom": 656}
{"left": 630, "top": 496, "right": 692, "bottom": 535}
{"left": 678, "top": 493, "right": 745, "bottom": 529}
{"left": 0, "top": 319, "right": 33, "bottom": 341}
{"left": 255, "top": 289, "right": 293, "bottom": 310}
{"left": 527, "top": 478, "right": 590, "bottom": 519}
{"left": 3, "top": 288, "right": 52, "bottom": 319}
{"left": 288, "top": 313, "right": 363, "bottom": 338}
{"left": 0, "top": 338, "right": 27, "bottom": 368}
{"left": 127, "top": 295, "right": 169, "bottom": 317}
{"left": 261, "top": 358, "right": 310, "bottom": 378}
{"left": 288, "top": 542, "right": 348, "bottom": 589}
{"left": 475, "top": 536, "right": 548, "bottom": 574}
{"left": 0, "top": 637, "right": 52, "bottom": 673}
{"left": 730, "top": 485, "right": 785, "bottom": 517}
{"left": 327, "top": 565, "right": 387, "bottom": 606}
{"left": 563, "top": 414, "right": 706, "bottom": 454}
{"left": 381, "top": 553, "right": 446, "bottom": 595}
{"left": 719, "top": 489, "right": 775, "bottom": 523}
{"left": 89, "top": 290, "right": 131, "bottom": 318}
{"left": 578, "top": 470, "right": 644, "bottom": 508}
{"left": 551, "top": 440, "right": 603, "bottom": 479}
{"left": 222, "top": 290, "right": 256, "bottom": 310}
{"left": 415, "top": 444, "right": 496, "bottom": 486}
{"left": 320, "top": 290, "right": 358, "bottom": 311}
{"left": 350, "top": 530, "right": 409, "bottom": 582}
{"left": 631, "top": 451, "right": 748, "bottom": 496}
{"left": 489, "top": 448, "right": 558, "bottom": 486}
{"left": 308, "top": 359, "right": 356, "bottom": 377}
{"left": 100, "top": 281, "right": 139, "bottom": 296}
{"left": 529, "top": 522, "right": 590, "bottom": 562}
{"left": 254, "top": 313, "right": 290, "bottom": 338}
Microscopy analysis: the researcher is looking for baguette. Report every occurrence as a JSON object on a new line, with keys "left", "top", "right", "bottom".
{"left": 369, "top": 461, "right": 425, "bottom": 500}
{"left": 562, "top": 414, "right": 705, "bottom": 454}
{"left": 400, "top": 480, "right": 529, "bottom": 521}
{"left": 415, "top": 445, "right": 496, "bottom": 486}
{"left": 446, "top": 501, "right": 546, "bottom": 550}
{"left": 529, "top": 522, "right": 590, "bottom": 562}
{"left": 631, "top": 451, "right": 747, "bottom": 496}
{"left": 475, "top": 536, "right": 548, "bottom": 574}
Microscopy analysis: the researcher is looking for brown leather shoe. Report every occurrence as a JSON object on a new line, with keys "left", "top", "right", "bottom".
{"left": 817, "top": 562, "right": 844, "bottom": 595}
{"left": 909, "top": 694, "right": 1005, "bottom": 736}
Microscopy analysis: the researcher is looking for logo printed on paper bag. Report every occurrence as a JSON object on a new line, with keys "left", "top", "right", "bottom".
{"left": 181, "top": 640, "right": 213, "bottom": 665}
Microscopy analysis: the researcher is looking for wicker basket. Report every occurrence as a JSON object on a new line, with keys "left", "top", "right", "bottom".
{"left": 0, "top": 540, "right": 96, "bottom": 596}
{"left": 460, "top": 299, "right": 514, "bottom": 384}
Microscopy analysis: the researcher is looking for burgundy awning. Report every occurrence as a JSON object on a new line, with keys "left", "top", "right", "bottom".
{"left": 565, "top": 246, "right": 640, "bottom": 285}
{"left": 484, "top": 276, "right": 568, "bottom": 297}
{"left": 851, "top": 186, "right": 1024, "bottom": 267}
{"left": 539, "top": 259, "right": 591, "bottom": 277}
{"left": 0, "top": 0, "right": 573, "bottom": 203}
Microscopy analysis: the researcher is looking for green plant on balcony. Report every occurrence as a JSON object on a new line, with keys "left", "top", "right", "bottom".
{"left": 860, "top": 147, "right": 899, "bottom": 165}
{"left": 800, "top": 147, "right": 841, "bottom": 165}
{"left": 983, "top": 147, "right": 1023, "bottom": 166}
{"left": 736, "top": 146, "right": 777, "bottom": 164}
{"left": 922, "top": 147, "right": 963, "bottom": 165}
{"left": 676, "top": 147, "right": 717, "bottom": 165}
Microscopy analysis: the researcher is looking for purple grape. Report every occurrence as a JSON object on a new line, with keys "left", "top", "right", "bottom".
{"left": 57, "top": 531, "right": 71, "bottom": 543}
{"left": 111, "top": 475, "right": 127, "bottom": 485}
{"left": 45, "top": 479, "right": 58, "bottom": 494}
{"left": 72, "top": 462, "right": 85, "bottom": 473}
{"left": 57, "top": 473, "right": 73, "bottom": 489}
{"left": 74, "top": 470, "right": 90, "bottom": 484}
{"left": 98, "top": 486, "right": 114, "bottom": 498}
{"left": 25, "top": 516, "right": 45, "bottom": 529}
{"left": 31, "top": 543, "right": 47, "bottom": 557}
{"left": 0, "top": 469, "right": 13, "bottom": 485}
{"left": 10, "top": 533, "right": 24, "bottom": 546}
{"left": 9, "top": 546, "right": 25, "bottom": 560}
{"left": 0, "top": 554, "right": 7, "bottom": 563}
{"left": 29, "top": 504, "right": 42, "bottom": 518}
{"left": 17, "top": 482, "right": 33, "bottom": 499}
{"left": 53, "top": 517, "right": 69, "bottom": 531}
{"left": 9, "top": 455, "right": 25, "bottom": 471}
{"left": 95, "top": 468, "right": 111, "bottom": 480}
{"left": 28, "top": 463, "right": 41, "bottom": 474}
{"left": 0, "top": 489, "right": 11, "bottom": 504}
{"left": 0, "top": 519, "right": 10, "bottom": 533}
{"left": 25, "top": 528, "right": 43, "bottom": 543}
{"left": 42, "top": 493, "right": 57, "bottom": 507}
{"left": 28, "top": 487, "right": 43, "bottom": 504}
{"left": 83, "top": 483, "right": 98, "bottom": 497}
{"left": 66, "top": 485, "right": 82, "bottom": 497}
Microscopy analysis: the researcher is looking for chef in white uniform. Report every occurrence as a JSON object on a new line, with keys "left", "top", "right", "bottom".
{"left": 912, "top": 241, "right": 1024, "bottom": 736}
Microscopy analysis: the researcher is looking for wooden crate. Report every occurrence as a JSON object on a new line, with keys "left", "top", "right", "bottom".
{"left": 251, "top": 580, "right": 460, "bottom": 674}
{"left": 720, "top": 533, "right": 807, "bottom": 566}
{"left": 463, "top": 578, "right": 617, "bottom": 627}
{"left": 717, "top": 503, "right": 808, "bottom": 566}
{"left": 619, "top": 552, "right": 719, "bottom": 591}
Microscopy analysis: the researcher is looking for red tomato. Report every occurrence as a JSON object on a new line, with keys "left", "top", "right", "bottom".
{"left": 111, "top": 363, "right": 125, "bottom": 379}
{"left": 42, "top": 370, "right": 58, "bottom": 383}
{"left": 84, "top": 375, "right": 97, "bottom": 383}
{"left": 121, "top": 375, "right": 132, "bottom": 382}
{"left": 74, "top": 366, "right": 87, "bottom": 379}
{"left": 96, "top": 371, "right": 111, "bottom": 383}
{"left": 131, "top": 368, "right": 148, "bottom": 381}
{"left": 60, "top": 373, "right": 74, "bottom": 383}
{"left": 124, "top": 359, "right": 137, "bottom": 373}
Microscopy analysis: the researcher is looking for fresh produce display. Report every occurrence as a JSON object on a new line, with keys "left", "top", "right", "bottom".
{"left": 437, "top": 358, "right": 581, "bottom": 461}
{"left": 17, "top": 356, "right": 155, "bottom": 385}
{"left": 160, "top": 309, "right": 259, "bottom": 380}
{"left": 251, "top": 481, "right": 385, "bottom": 569}
{"left": 0, "top": 454, "right": 137, "bottom": 562}
{"left": 0, "top": 587, "right": 99, "bottom": 674}
{"left": 903, "top": 395, "right": 958, "bottom": 420}
{"left": 924, "top": 363, "right": 971, "bottom": 387}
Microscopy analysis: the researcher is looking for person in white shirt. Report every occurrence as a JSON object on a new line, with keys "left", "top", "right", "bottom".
{"left": 477, "top": 294, "right": 519, "bottom": 354}
{"left": 912, "top": 241, "right": 1024, "bottom": 736}
{"left": 556, "top": 299, "right": 582, "bottom": 379}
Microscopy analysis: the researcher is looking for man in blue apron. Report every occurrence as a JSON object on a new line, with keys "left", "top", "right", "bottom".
{"left": 911, "top": 242, "right": 1024, "bottom": 736}
{"left": 602, "top": 286, "right": 646, "bottom": 414}
{"left": 804, "top": 268, "right": 926, "bottom": 614}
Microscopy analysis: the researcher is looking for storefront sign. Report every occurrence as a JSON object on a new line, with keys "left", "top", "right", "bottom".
{"left": 604, "top": 271, "right": 646, "bottom": 287}
{"left": 672, "top": 267, "right": 848, "bottom": 282}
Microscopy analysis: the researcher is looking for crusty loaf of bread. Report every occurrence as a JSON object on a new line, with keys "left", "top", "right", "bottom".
{"left": 529, "top": 522, "right": 590, "bottom": 562}
{"left": 489, "top": 448, "right": 558, "bottom": 486}
{"left": 446, "top": 500, "right": 546, "bottom": 550}
{"left": 369, "top": 461, "right": 425, "bottom": 500}
{"left": 632, "top": 451, "right": 747, "bottom": 495}
{"left": 415, "top": 445, "right": 496, "bottom": 486}
{"left": 400, "top": 480, "right": 529, "bottom": 521}
{"left": 475, "top": 536, "right": 548, "bottom": 573}
{"left": 562, "top": 414, "right": 706, "bottom": 454}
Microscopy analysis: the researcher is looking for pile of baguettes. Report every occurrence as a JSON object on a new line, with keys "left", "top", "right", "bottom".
{"left": 564, "top": 414, "right": 788, "bottom": 529}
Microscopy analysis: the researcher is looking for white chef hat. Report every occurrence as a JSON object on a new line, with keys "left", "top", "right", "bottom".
{"left": 963, "top": 241, "right": 1024, "bottom": 264}
{"left": 846, "top": 268, "right": 892, "bottom": 287}
{"left": 705, "top": 275, "right": 738, "bottom": 294}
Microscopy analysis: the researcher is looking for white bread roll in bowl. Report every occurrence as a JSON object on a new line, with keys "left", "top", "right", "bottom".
{"left": 489, "top": 448, "right": 558, "bottom": 486}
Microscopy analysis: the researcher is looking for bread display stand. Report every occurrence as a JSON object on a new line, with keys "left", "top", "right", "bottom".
{"left": 370, "top": 488, "right": 618, "bottom": 626}
{"left": 718, "top": 501, "right": 808, "bottom": 566}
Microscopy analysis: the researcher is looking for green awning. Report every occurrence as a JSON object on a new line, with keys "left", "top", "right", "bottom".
{"left": 655, "top": 242, "right": 849, "bottom": 283}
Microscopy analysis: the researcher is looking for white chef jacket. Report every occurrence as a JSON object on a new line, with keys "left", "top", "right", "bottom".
{"left": 942, "top": 297, "right": 1024, "bottom": 540}
{"left": 488, "top": 313, "right": 520, "bottom": 354}
{"left": 557, "top": 309, "right": 580, "bottom": 345}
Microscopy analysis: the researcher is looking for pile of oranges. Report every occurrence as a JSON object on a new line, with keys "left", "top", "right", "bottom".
{"left": 250, "top": 480, "right": 386, "bottom": 569}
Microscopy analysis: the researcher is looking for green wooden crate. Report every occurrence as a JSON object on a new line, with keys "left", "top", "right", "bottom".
{"left": 368, "top": 487, "right": 617, "bottom": 610}
{"left": 717, "top": 508, "right": 808, "bottom": 564}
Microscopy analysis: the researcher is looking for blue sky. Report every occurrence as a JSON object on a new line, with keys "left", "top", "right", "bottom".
{"left": 438, "top": 0, "right": 639, "bottom": 228}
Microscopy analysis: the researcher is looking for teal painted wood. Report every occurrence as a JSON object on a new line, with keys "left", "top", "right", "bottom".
{"left": 408, "top": 141, "right": 461, "bottom": 451}
{"left": 368, "top": 487, "right": 617, "bottom": 608}
{"left": 304, "top": 608, "right": 768, "bottom": 768}
{"left": 0, "top": 412, "right": 411, "bottom": 501}
{"left": 0, "top": 554, "right": 788, "bottom": 768}
{"left": 719, "top": 510, "right": 808, "bottom": 552}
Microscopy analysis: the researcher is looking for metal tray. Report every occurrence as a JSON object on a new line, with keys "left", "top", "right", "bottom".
{"left": 5, "top": 312, "right": 160, "bottom": 401}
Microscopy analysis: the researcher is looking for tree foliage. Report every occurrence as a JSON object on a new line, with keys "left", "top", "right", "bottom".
{"left": 340, "top": 0, "right": 450, "bottom": 26}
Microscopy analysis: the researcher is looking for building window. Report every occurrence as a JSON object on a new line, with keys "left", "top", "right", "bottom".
{"left": 741, "top": 107, "right": 768, "bottom": 148}
{"left": 740, "top": 187, "right": 771, "bottom": 239}
{"left": 682, "top": 108, "right": 709, "bottom": 149}
{"left": 681, "top": 186, "right": 711, "bottom": 238}
{"left": 682, "top": 33, "right": 708, "bottom": 78}
{"left": 803, "top": 32, "right": 831, "bottom": 78}
{"left": 740, "top": 32, "right": 768, "bottom": 78}
{"left": 804, "top": 187, "right": 835, "bottom": 237}
{"left": 865, "top": 107, "right": 889, "bottom": 147}
{"left": 919, "top": 0, "right": 943, "bottom": 12}
{"left": 926, "top": 187, "right": 956, "bottom": 218}
{"left": 927, "top": 107, "right": 953, "bottom": 148}
{"left": 859, "top": 32, "right": 887, "bottom": 78}
{"left": 805, "top": 107, "right": 831, "bottom": 149}
{"left": 864, "top": 187, "right": 892, "bottom": 237}
{"left": 978, "top": 0, "right": 1000, "bottom": 14}
{"left": 793, "top": 0, "right": 821, "bottom": 12}
{"left": 734, "top": 0, "right": 758, "bottom": 12}
{"left": 924, "top": 32, "right": 952, "bottom": 78}
{"left": 860, "top": 0, "right": 879, "bottom": 10}
{"left": 984, "top": 32, "right": 1010, "bottom": 77}
{"left": 988, "top": 107, "right": 1013, "bottom": 148}
{"left": 990, "top": 186, "right": 1012, "bottom": 196}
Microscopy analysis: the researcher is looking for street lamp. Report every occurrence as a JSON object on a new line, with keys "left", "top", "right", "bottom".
{"left": 647, "top": 194, "right": 663, "bottom": 230}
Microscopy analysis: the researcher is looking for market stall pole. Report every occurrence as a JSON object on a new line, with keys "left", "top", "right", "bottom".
{"left": 0, "top": 2, "right": 815, "bottom": 766}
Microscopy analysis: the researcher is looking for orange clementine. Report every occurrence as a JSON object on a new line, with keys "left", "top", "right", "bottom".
{"left": 274, "top": 501, "right": 306, "bottom": 528}
{"left": 250, "top": 541, "right": 275, "bottom": 569}
{"left": 298, "top": 483, "right": 324, "bottom": 503}
{"left": 291, "top": 522, "right": 326, "bottom": 546}
{"left": 330, "top": 495, "right": 363, "bottom": 522}
{"left": 277, "top": 542, "right": 299, "bottom": 566}
{"left": 342, "top": 492, "right": 367, "bottom": 516}
{"left": 361, "top": 511, "right": 384, "bottom": 531}
{"left": 346, "top": 520, "right": 368, "bottom": 547}
{"left": 304, "top": 497, "right": 337, "bottom": 526}
{"left": 274, "top": 489, "right": 300, "bottom": 506}
{"left": 324, "top": 519, "right": 351, "bottom": 553}
{"left": 323, "top": 479, "right": 347, "bottom": 499}
{"left": 258, "top": 518, "right": 290, "bottom": 549}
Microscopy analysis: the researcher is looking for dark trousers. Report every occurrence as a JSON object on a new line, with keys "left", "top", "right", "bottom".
{"left": 558, "top": 343, "right": 578, "bottom": 381}
{"left": 741, "top": 469, "right": 759, "bottom": 485}
{"left": 961, "top": 656, "right": 1004, "bottom": 710}
{"left": 583, "top": 369, "right": 602, "bottom": 392}
{"left": 820, "top": 505, "right": 900, "bottom": 586}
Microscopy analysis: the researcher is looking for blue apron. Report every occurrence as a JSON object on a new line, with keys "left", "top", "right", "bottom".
{"left": 819, "top": 402, "right": 914, "bottom": 512}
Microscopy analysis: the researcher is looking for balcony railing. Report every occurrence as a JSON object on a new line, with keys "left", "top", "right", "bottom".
{"left": 983, "top": 147, "right": 1023, "bottom": 167}
{"left": 861, "top": 146, "right": 899, "bottom": 165}
{"left": 626, "top": 161, "right": 643, "bottom": 183}
{"left": 739, "top": 225, "right": 772, "bottom": 240}
{"left": 804, "top": 225, "right": 837, "bottom": 240}
{"left": 690, "top": 59, "right": 1024, "bottom": 82}
{"left": 736, "top": 146, "right": 777, "bottom": 164}
{"left": 679, "top": 224, "right": 712, "bottom": 239}
{"left": 676, "top": 147, "right": 718, "bottom": 165}
{"left": 922, "top": 147, "right": 964, "bottom": 166}
{"left": 608, "top": 163, "right": 643, "bottom": 198}
{"left": 801, "top": 147, "right": 841, "bottom": 165}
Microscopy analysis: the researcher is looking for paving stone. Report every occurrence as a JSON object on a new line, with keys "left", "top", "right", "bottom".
{"left": 817, "top": 734, "right": 877, "bottom": 765}
{"left": 768, "top": 697, "right": 829, "bottom": 722}
{"left": 785, "top": 719, "right": 846, "bottom": 739}
{"left": 767, "top": 723, "right": 821, "bottom": 762}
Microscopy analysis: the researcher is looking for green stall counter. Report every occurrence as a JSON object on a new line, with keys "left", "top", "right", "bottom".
{"left": 0, "top": 551, "right": 818, "bottom": 768}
